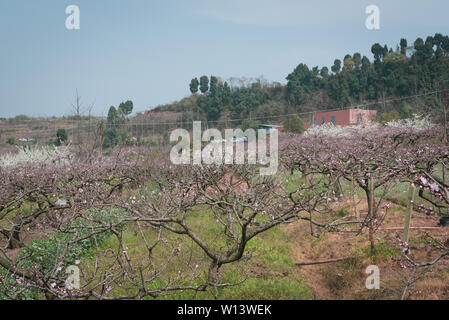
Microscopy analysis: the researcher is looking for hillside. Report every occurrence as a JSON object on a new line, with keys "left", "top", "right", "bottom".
{"left": 143, "top": 33, "right": 449, "bottom": 128}
{"left": 1, "top": 33, "right": 448, "bottom": 153}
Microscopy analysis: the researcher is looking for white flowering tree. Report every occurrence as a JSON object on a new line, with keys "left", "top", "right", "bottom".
{"left": 0, "top": 145, "right": 72, "bottom": 168}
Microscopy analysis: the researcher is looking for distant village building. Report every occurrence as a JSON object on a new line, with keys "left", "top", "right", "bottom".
{"left": 312, "top": 109, "right": 377, "bottom": 127}
{"left": 258, "top": 124, "right": 284, "bottom": 132}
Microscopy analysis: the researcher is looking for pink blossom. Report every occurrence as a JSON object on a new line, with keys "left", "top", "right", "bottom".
{"left": 429, "top": 183, "right": 439, "bottom": 192}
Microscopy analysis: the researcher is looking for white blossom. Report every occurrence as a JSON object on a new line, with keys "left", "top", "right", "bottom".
{"left": 0, "top": 145, "right": 72, "bottom": 167}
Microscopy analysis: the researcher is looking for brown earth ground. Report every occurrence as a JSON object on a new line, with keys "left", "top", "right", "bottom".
{"left": 283, "top": 197, "right": 449, "bottom": 300}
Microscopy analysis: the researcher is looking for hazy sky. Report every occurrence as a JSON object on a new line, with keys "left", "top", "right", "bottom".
{"left": 0, "top": 0, "right": 448, "bottom": 118}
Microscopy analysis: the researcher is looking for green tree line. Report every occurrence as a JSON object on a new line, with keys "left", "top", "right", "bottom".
{"left": 151, "top": 34, "right": 449, "bottom": 124}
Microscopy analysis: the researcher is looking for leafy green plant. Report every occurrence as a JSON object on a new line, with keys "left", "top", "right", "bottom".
{"left": 0, "top": 209, "right": 128, "bottom": 300}
{"left": 6, "top": 137, "right": 15, "bottom": 145}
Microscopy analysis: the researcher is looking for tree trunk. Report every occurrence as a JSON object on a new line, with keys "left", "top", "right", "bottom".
{"left": 368, "top": 177, "right": 375, "bottom": 256}
{"left": 7, "top": 228, "right": 22, "bottom": 249}
{"left": 352, "top": 177, "right": 360, "bottom": 220}
{"left": 403, "top": 183, "right": 415, "bottom": 243}
{"left": 334, "top": 177, "right": 342, "bottom": 196}
{"left": 304, "top": 167, "right": 309, "bottom": 187}
{"left": 443, "top": 90, "right": 447, "bottom": 144}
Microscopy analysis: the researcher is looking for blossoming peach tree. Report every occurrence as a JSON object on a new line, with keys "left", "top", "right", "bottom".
{"left": 1, "top": 124, "right": 447, "bottom": 300}
{"left": 282, "top": 126, "right": 445, "bottom": 254}
{"left": 0, "top": 148, "right": 333, "bottom": 299}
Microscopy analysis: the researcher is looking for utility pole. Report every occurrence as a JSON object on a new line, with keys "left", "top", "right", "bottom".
{"left": 442, "top": 89, "right": 448, "bottom": 200}
{"left": 444, "top": 89, "right": 448, "bottom": 144}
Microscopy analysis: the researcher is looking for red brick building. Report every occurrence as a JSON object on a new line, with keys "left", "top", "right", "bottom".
{"left": 311, "top": 109, "right": 377, "bottom": 127}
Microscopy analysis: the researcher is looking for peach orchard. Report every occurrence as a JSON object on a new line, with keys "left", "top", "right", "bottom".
{"left": 0, "top": 122, "right": 448, "bottom": 300}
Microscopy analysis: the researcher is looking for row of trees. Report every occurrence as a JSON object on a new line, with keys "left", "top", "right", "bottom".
{"left": 0, "top": 147, "right": 332, "bottom": 299}
{"left": 188, "top": 76, "right": 276, "bottom": 122}
{"left": 1, "top": 124, "right": 448, "bottom": 299}
{"left": 107, "top": 100, "right": 134, "bottom": 124}
{"left": 104, "top": 101, "right": 134, "bottom": 148}
{"left": 286, "top": 33, "right": 449, "bottom": 107}
{"left": 175, "top": 34, "right": 449, "bottom": 124}
{"left": 281, "top": 125, "right": 449, "bottom": 298}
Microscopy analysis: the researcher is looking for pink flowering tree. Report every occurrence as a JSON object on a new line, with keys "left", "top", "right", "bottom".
{"left": 282, "top": 126, "right": 441, "bottom": 255}
{"left": 109, "top": 159, "right": 334, "bottom": 296}
{"left": 0, "top": 153, "right": 142, "bottom": 299}
{"left": 0, "top": 147, "right": 334, "bottom": 299}
{"left": 394, "top": 139, "right": 449, "bottom": 299}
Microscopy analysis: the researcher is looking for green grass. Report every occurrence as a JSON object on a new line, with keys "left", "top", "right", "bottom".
{"left": 0, "top": 208, "right": 128, "bottom": 300}
{"left": 79, "top": 206, "right": 312, "bottom": 300}
{"left": 357, "top": 240, "right": 401, "bottom": 260}
{"left": 281, "top": 171, "right": 305, "bottom": 192}
{"left": 217, "top": 277, "right": 311, "bottom": 300}
{"left": 409, "top": 236, "right": 442, "bottom": 246}
{"left": 311, "top": 234, "right": 327, "bottom": 247}
{"left": 340, "top": 177, "right": 441, "bottom": 210}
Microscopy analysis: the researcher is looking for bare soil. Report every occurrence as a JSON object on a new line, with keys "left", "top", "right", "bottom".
{"left": 283, "top": 197, "right": 449, "bottom": 300}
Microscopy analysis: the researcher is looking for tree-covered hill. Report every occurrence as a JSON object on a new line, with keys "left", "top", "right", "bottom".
{"left": 286, "top": 33, "right": 449, "bottom": 106}
{"left": 147, "top": 33, "right": 449, "bottom": 126}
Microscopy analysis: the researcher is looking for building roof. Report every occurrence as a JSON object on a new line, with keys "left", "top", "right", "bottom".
{"left": 259, "top": 124, "right": 283, "bottom": 128}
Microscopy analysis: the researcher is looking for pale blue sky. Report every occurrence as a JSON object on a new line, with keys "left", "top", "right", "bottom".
{"left": 0, "top": 0, "right": 448, "bottom": 117}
